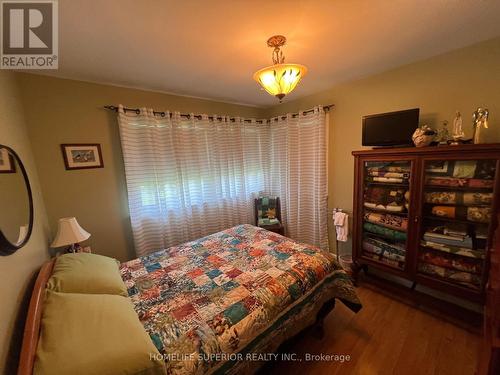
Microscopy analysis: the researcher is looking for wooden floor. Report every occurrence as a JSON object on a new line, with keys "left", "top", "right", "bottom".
{"left": 268, "top": 286, "right": 481, "bottom": 375}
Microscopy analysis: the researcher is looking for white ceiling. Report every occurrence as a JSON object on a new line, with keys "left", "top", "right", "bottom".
{"left": 38, "top": 0, "right": 500, "bottom": 107}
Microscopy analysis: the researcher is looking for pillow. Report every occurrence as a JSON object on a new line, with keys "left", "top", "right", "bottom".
{"left": 47, "top": 253, "right": 128, "bottom": 296}
{"left": 34, "top": 291, "right": 166, "bottom": 375}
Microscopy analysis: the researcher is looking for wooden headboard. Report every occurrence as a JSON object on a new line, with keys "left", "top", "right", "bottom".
{"left": 17, "top": 259, "right": 55, "bottom": 375}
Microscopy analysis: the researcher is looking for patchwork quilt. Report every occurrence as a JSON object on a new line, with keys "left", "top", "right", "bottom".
{"left": 120, "top": 225, "right": 361, "bottom": 375}
{"left": 362, "top": 237, "right": 406, "bottom": 269}
{"left": 418, "top": 249, "right": 482, "bottom": 275}
{"left": 420, "top": 240, "right": 485, "bottom": 260}
{"left": 418, "top": 263, "right": 481, "bottom": 289}
{"left": 363, "top": 187, "right": 409, "bottom": 213}
{"left": 425, "top": 176, "right": 494, "bottom": 188}
{"left": 363, "top": 222, "right": 407, "bottom": 241}
{"left": 430, "top": 205, "right": 492, "bottom": 223}
{"left": 363, "top": 212, "right": 408, "bottom": 231}
{"left": 424, "top": 191, "right": 493, "bottom": 206}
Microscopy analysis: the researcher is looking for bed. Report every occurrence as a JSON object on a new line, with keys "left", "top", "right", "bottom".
{"left": 19, "top": 224, "right": 361, "bottom": 375}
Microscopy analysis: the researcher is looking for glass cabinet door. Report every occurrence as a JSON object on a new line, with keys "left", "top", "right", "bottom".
{"left": 361, "top": 160, "right": 412, "bottom": 270}
{"left": 417, "top": 158, "right": 496, "bottom": 291}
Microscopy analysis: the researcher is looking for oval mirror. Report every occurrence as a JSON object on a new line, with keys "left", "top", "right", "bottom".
{"left": 0, "top": 145, "right": 33, "bottom": 255}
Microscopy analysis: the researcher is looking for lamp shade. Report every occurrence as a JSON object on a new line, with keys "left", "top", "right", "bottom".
{"left": 253, "top": 63, "right": 307, "bottom": 101}
{"left": 51, "top": 217, "right": 91, "bottom": 248}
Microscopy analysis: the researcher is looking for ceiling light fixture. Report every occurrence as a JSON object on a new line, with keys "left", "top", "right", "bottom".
{"left": 253, "top": 35, "right": 307, "bottom": 103}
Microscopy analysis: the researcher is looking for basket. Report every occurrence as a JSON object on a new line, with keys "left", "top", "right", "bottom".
{"left": 339, "top": 254, "right": 354, "bottom": 274}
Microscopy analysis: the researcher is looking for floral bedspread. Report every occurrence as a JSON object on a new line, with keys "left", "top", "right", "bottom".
{"left": 120, "top": 224, "right": 361, "bottom": 374}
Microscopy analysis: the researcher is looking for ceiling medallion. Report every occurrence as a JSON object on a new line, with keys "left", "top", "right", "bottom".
{"left": 253, "top": 35, "right": 307, "bottom": 103}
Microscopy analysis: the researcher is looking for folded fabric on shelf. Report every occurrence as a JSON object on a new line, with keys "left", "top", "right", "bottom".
{"left": 364, "top": 186, "right": 406, "bottom": 205}
{"left": 430, "top": 205, "right": 492, "bottom": 223}
{"left": 467, "top": 206, "right": 493, "bottom": 223}
{"left": 364, "top": 237, "right": 405, "bottom": 258}
{"left": 474, "top": 160, "right": 496, "bottom": 180}
{"left": 363, "top": 222, "right": 407, "bottom": 241}
{"left": 442, "top": 223, "right": 468, "bottom": 237}
{"left": 367, "top": 171, "right": 410, "bottom": 179}
{"left": 362, "top": 239, "right": 384, "bottom": 255}
{"left": 424, "top": 191, "right": 493, "bottom": 206}
{"left": 367, "top": 165, "right": 410, "bottom": 174}
{"left": 366, "top": 176, "right": 405, "bottom": 183}
{"left": 363, "top": 212, "right": 408, "bottom": 231}
{"left": 425, "top": 176, "right": 468, "bottom": 187}
{"left": 420, "top": 240, "right": 485, "bottom": 259}
{"left": 468, "top": 179, "right": 495, "bottom": 188}
{"left": 380, "top": 257, "right": 402, "bottom": 268}
{"left": 452, "top": 160, "right": 477, "bottom": 178}
{"left": 381, "top": 249, "right": 405, "bottom": 263}
{"left": 423, "top": 232, "right": 473, "bottom": 248}
{"left": 363, "top": 251, "right": 381, "bottom": 261}
{"left": 417, "top": 263, "right": 481, "bottom": 289}
{"left": 362, "top": 238, "right": 405, "bottom": 269}
{"left": 364, "top": 202, "right": 405, "bottom": 213}
{"left": 425, "top": 176, "right": 494, "bottom": 188}
{"left": 418, "top": 249, "right": 482, "bottom": 274}
{"left": 364, "top": 187, "right": 407, "bottom": 213}
{"left": 404, "top": 190, "right": 410, "bottom": 211}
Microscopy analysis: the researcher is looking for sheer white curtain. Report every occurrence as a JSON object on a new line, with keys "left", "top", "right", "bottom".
{"left": 268, "top": 107, "right": 328, "bottom": 249}
{"left": 118, "top": 105, "right": 328, "bottom": 256}
{"left": 118, "top": 105, "right": 269, "bottom": 256}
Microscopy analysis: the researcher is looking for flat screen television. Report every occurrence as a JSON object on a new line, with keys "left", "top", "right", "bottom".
{"left": 362, "top": 108, "right": 419, "bottom": 147}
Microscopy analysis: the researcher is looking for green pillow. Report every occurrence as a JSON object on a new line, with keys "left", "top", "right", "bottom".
{"left": 34, "top": 291, "right": 166, "bottom": 375}
{"left": 47, "top": 253, "right": 128, "bottom": 296}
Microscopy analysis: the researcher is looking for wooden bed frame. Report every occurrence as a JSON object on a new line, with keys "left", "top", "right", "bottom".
{"left": 17, "top": 259, "right": 55, "bottom": 375}
{"left": 16, "top": 258, "right": 337, "bottom": 375}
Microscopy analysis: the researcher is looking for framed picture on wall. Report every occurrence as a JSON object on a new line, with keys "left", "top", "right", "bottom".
{"left": 61, "top": 144, "right": 104, "bottom": 170}
{"left": 0, "top": 148, "right": 16, "bottom": 173}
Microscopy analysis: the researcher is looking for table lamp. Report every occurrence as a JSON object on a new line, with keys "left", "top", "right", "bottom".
{"left": 51, "top": 217, "right": 91, "bottom": 253}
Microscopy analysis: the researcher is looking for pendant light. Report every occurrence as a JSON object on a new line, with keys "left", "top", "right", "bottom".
{"left": 253, "top": 35, "right": 307, "bottom": 102}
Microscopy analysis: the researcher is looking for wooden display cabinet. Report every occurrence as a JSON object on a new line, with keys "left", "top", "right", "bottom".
{"left": 352, "top": 144, "right": 500, "bottom": 305}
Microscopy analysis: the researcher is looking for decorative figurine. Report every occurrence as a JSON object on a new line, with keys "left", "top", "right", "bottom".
{"left": 412, "top": 125, "right": 436, "bottom": 147}
{"left": 435, "top": 120, "right": 450, "bottom": 145}
{"left": 451, "top": 111, "right": 465, "bottom": 144}
{"left": 472, "top": 107, "right": 489, "bottom": 144}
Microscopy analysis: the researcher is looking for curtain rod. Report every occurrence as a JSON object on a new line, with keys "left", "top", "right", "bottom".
{"left": 103, "top": 104, "right": 334, "bottom": 123}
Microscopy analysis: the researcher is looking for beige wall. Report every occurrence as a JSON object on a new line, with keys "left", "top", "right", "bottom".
{"left": 0, "top": 71, "right": 50, "bottom": 375}
{"left": 264, "top": 37, "right": 500, "bottom": 254}
{"left": 18, "top": 74, "right": 266, "bottom": 262}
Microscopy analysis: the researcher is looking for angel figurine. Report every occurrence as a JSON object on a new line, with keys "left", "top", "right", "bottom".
{"left": 472, "top": 107, "right": 489, "bottom": 144}
{"left": 435, "top": 120, "right": 450, "bottom": 145}
{"left": 451, "top": 111, "right": 465, "bottom": 143}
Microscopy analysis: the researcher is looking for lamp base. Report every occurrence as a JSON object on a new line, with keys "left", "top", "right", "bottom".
{"left": 65, "top": 243, "right": 82, "bottom": 254}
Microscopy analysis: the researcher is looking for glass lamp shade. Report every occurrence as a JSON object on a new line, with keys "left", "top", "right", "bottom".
{"left": 50, "top": 217, "right": 91, "bottom": 248}
{"left": 253, "top": 63, "right": 307, "bottom": 101}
